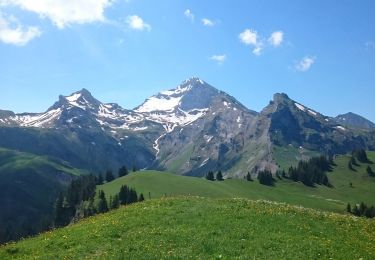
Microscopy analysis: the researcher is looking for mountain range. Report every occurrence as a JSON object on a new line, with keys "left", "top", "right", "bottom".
{"left": 1, "top": 77, "right": 374, "bottom": 177}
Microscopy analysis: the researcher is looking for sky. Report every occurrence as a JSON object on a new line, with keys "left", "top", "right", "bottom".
{"left": 0, "top": 0, "right": 374, "bottom": 121}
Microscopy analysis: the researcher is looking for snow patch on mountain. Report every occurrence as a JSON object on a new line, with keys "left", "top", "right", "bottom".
{"left": 136, "top": 96, "right": 182, "bottom": 113}
{"left": 295, "top": 103, "right": 306, "bottom": 111}
{"left": 11, "top": 108, "right": 62, "bottom": 127}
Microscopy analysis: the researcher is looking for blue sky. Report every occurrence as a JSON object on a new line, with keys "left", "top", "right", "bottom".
{"left": 0, "top": 0, "right": 374, "bottom": 121}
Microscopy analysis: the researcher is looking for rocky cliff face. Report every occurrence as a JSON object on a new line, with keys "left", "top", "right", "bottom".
{"left": 0, "top": 79, "right": 373, "bottom": 176}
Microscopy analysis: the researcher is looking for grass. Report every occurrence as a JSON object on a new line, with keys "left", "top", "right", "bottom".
{"left": 272, "top": 145, "right": 319, "bottom": 170}
{"left": 1, "top": 197, "right": 374, "bottom": 259}
{"left": 0, "top": 147, "right": 87, "bottom": 242}
{"left": 98, "top": 152, "right": 375, "bottom": 214}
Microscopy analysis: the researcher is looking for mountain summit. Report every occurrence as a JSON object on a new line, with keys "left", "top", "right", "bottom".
{"left": 0, "top": 78, "right": 374, "bottom": 176}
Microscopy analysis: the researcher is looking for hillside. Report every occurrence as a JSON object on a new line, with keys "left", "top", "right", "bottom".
{"left": 98, "top": 152, "right": 375, "bottom": 213}
{"left": 1, "top": 197, "right": 374, "bottom": 259}
{"left": 0, "top": 148, "right": 87, "bottom": 243}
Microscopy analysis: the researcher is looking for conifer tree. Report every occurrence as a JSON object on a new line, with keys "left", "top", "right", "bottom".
{"left": 97, "top": 173, "right": 104, "bottom": 185}
{"left": 119, "top": 185, "right": 129, "bottom": 205}
{"left": 118, "top": 166, "right": 129, "bottom": 177}
{"left": 246, "top": 172, "right": 253, "bottom": 181}
{"left": 205, "top": 171, "right": 215, "bottom": 181}
{"left": 110, "top": 194, "right": 120, "bottom": 209}
{"left": 138, "top": 193, "right": 145, "bottom": 202}
{"left": 346, "top": 203, "right": 351, "bottom": 213}
{"left": 216, "top": 170, "right": 224, "bottom": 181}
{"left": 105, "top": 170, "right": 115, "bottom": 182}
{"left": 97, "top": 190, "right": 108, "bottom": 213}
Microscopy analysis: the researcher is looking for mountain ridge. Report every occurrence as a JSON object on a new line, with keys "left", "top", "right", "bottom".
{"left": 0, "top": 78, "right": 374, "bottom": 176}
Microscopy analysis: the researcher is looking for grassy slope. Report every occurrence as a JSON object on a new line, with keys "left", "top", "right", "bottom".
{"left": 1, "top": 197, "right": 374, "bottom": 259}
{"left": 0, "top": 147, "right": 87, "bottom": 242}
{"left": 98, "top": 152, "right": 375, "bottom": 213}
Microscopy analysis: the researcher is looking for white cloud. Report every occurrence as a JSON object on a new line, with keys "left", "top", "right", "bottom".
{"left": 295, "top": 56, "right": 316, "bottom": 72}
{"left": 126, "top": 15, "right": 151, "bottom": 31}
{"left": 202, "top": 18, "right": 215, "bottom": 27}
{"left": 239, "top": 29, "right": 258, "bottom": 45}
{"left": 0, "top": 12, "right": 41, "bottom": 46}
{"left": 252, "top": 46, "right": 262, "bottom": 56}
{"left": 210, "top": 54, "right": 226, "bottom": 64}
{"left": 184, "top": 9, "right": 194, "bottom": 22}
{"left": 0, "top": 0, "right": 114, "bottom": 29}
{"left": 239, "top": 29, "right": 264, "bottom": 55}
{"left": 268, "top": 31, "right": 283, "bottom": 47}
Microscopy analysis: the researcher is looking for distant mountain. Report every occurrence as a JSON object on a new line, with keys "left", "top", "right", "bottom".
{"left": 0, "top": 78, "right": 374, "bottom": 176}
{"left": 334, "top": 112, "right": 375, "bottom": 130}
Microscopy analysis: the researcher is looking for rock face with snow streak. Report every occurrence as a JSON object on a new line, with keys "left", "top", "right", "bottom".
{"left": 261, "top": 93, "right": 367, "bottom": 154}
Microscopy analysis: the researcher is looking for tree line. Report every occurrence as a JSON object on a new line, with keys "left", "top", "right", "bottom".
{"left": 205, "top": 170, "right": 224, "bottom": 181}
{"left": 347, "top": 202, "right": 375, "bottom": 218}
{"left": 54, "top": 165, "right": 143, "bottom": 228}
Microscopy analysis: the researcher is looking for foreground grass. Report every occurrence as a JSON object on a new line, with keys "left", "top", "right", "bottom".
{"left": 1, "top": 197, "right": 374, "bottom": 259}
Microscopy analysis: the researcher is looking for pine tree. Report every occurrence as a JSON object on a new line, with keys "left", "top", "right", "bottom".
{"left": 205, "top": 171, "right": 215, "bottom": 181}
{"left": 119, "top": 185, "right": 129, "bottom": 205}
{"left": 346, "top": 203, "right": 351, "bottom": 213}
{"left": 216, "top": 170, "right": 224, "bottom": 181}
{"left": 246, "top": 172, "right": 253, "bottom": 181}
{"left": 110, "top": 194, "right": 120, "bottom": 209}
{"left": 97, "top": 190, "right": 108, "bottom": 213}
{"left": 105, "top": 170, "right": 115, "bottom": 182}
{"left": 352, "top": 204, "right": 360, "bottom": 216}
{"left": 118, "top": 166, "right": 129, "bottom": 177}
{"left": 138, "top": 193, "right": 145, "bottom": 202}
{"left": 257, "top": 170, "right": 274, "bottom": 186}
{"left": 359, "top": 202, "right": 367, "bottom": 216}
{"left": 97, "top": 174, "right": 104, "bottom": 185}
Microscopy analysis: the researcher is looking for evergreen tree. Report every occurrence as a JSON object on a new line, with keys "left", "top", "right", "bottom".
{"left": 119, "top": 185, "right": 129, "bottom": 205}
{"left": 352, "top": 148, "right": 369, "bottom": 163}
{"left": 257, "top": 170, "right": 274, "bottom": 186}
{"left": 352, "top": 204, "right": 360, "bottom": 216}
{"left": 84, "top": 197, "right": 97, "bottom": 217}
{"left": 246, "top": 172, "right": 253, "bottom": 181}
{"left": 54, "top": 193, "right": 71, "bottom": 227}
{"left": 105, "top": 170, "right": 115, "bottom": 182}
{"left": 346, "top": 203, "right": 351, "bottom": 213}
{"left": 359, "top": 202, "right": 367, "bottom": 216}
{"left": 110, "top": 194, "right": 120, "bottom": 209}
{"left": 118, "top": 166, "right": 129, "bottom": 177}
{"left": 97, "top": 173, "right": 104, "bottom": 185}
{"left": 138, "top": 193, "right": 145, "bottom": 202}
{"left": 97, "top": 190, "right": 109, "bottom": 213}
{"left": 128, "top": 188, "right": 138, "bottom": 204}
{"left": 216, "top": 170, "right": 224, "bottom": 181}
{"left": 205, "top": 171, "right": 215, "bottom": 181}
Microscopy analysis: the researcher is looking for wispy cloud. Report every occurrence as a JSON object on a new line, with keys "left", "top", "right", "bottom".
{"left": 0, "top": 12, "right": 41, "bottom": 46}
{"left": 126, "top": 15, "right": 151, "bottom": 31}
{"left": 0, "top": 0, "right": 114, "bottom": 29}
{"left": 295, "top": 56, "right": 316, "bottom": 72}
{"left": 201, "top": 18, "right": 215, "bottom": 27}
{"left": 184, "top": 9, "right": 194, "bottom": 22}
{"left": 268, "top": 31, "right": 283, "bottom": 47}
{"left": 210, "top": 54, "right": 226, "bottom": 64}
